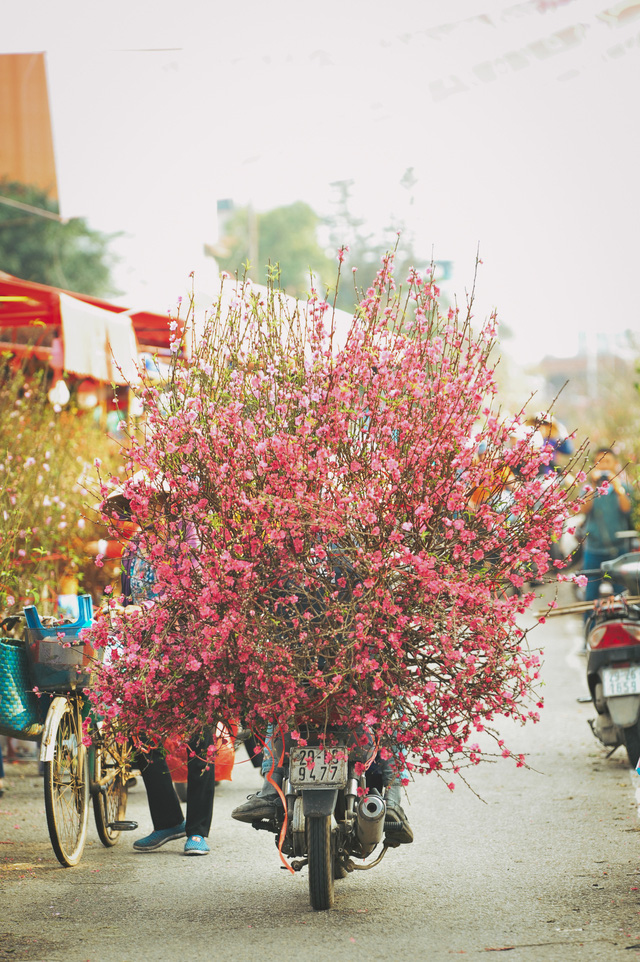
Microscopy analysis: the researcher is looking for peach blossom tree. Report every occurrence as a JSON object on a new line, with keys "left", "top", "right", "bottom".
{"left": 90, "top": 255, "right": 583, "bottom": 784}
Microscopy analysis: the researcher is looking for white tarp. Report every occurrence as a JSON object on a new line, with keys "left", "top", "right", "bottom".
{"left": 59, "top": 292, "right": 140, "bottom": 384}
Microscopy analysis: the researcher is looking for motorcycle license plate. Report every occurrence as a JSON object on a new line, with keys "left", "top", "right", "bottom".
{"left": 602, "top": 665, "right": 640, "bottom": 698}
{"left": 289, "top": 747, "right": 348, "bottom": 789}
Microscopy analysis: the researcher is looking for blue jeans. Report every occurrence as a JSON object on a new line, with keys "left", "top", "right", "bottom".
{"left": 261, "top": 723, "right": 279, "bottom": 778}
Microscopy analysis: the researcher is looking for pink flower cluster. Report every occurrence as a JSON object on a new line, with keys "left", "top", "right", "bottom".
{"left": 89, "top": 258, "right": 582, "bottom": 781}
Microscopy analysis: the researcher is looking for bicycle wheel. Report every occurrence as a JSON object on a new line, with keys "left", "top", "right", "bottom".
{"left": 307, "top": 815, "right": 335, "bottom": 910}
{"left": 92, "top": 735, "right": 132, "bottom": 847}
{"left": 43, "top": 697, "right": 89, "bottom": 867}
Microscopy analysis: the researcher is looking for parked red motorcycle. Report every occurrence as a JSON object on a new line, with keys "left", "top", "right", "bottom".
{"left": 585, "top": 552, "right": 640, "bottom": 765}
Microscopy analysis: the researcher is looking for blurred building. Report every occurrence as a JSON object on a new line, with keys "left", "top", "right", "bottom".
{"left": 531, "top": 331, "right": 637, "bottom": 409}
{"left": 0, "top": 52, "right": 58, "bottom": 200}
{"left": 526, "top": 333, "right": 640, "bottom": 455}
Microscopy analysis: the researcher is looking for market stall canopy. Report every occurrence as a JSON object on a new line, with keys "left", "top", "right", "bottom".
{"left": 0, "top": 272, "right": 176, "bottom": 382}
{"left": 58, "top": 292, "right": 138, "bottom": 384}
{"left": 0, "top": 272, "right": 357, "bottom": 382}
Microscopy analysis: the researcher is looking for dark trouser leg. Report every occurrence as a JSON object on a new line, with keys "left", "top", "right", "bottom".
{"left": 136, "top": 747, "right": 184, "bottom": 832}
{"left": 185, "top": 729, "right": 216, "bottom": 838}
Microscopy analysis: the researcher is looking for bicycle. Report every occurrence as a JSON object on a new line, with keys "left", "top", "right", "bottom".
{"left": 0, "top": 595, "right": 137, "bottom": 867}
{"left": 38, "top": 687, "right": 136, "bottom": 866}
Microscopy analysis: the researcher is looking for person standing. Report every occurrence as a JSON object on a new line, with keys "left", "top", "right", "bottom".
{"left": 581, "top": 448, "right": 633, "bottom": 604}
{"left": 525, "top": 413, "right": 574, "bottom": 476}
{"left": 132, "top": 729, "right": 215, "bottom": 855}
{"left": 107, "top": 486, "right": 216, "bottom": 856}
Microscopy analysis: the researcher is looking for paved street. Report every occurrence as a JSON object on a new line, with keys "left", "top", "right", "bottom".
{"left": 3, "top": 583, "right": 640, "bottom": 961}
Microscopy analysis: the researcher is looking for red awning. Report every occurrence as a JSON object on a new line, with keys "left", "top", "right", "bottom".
{"left": 0, "top": 271, "right": 175, "bottom": 352}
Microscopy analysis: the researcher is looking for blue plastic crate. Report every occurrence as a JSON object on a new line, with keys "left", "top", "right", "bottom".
{"left": 23, "top": 595, "right": 100, "bottom": 691}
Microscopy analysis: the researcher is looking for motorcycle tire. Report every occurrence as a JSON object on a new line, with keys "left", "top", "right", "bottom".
{"left": 307, "top": 814, "right": 335, "bottom": 910}
{"left": 621, "top": 723, "right": 640, "bottom": 768}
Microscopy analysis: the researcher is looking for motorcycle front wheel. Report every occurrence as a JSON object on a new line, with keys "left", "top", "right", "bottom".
{"left": 307, "top": 815, "right": 335, "bottom": 910}
{"left": 621, "top": 723, "right": 640, "bottom": 768}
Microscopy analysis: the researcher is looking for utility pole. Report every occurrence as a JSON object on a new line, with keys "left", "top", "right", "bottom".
{"left": 247, "top": 202, "right": 258, "bottom": 281}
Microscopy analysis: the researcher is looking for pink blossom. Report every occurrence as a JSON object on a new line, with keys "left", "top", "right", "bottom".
{"left": 86, "top": 255, "right": 583, "bottom": 788}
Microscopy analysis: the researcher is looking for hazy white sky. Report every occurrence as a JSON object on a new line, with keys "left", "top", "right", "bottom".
{"left": 4, "top": 0, "right": 640, "bottom": 364}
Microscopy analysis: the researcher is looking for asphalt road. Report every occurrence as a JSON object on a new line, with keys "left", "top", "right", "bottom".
{"left": 3, "top": 583, "right": 640, "bottom": 962}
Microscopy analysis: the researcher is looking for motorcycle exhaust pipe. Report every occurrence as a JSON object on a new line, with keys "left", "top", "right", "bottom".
{"left": 356, "top": 793, "right": 386, "bottom": 856}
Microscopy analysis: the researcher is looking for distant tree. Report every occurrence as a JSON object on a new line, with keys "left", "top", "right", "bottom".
{"left": 214, "top": 181, "right": 436, "bottom": 314}
{"left": 214, "top": 200, "right": 333, "bottom": 297}
{"left": 0, "top": 178, "right": 119, "bottom": 296}
{"left": 527, "top": 335, "right": 640, "bottom": 521}
{"left": 531, "top": 335, "right": 640, "bottom": 459}
{"left": 325, "top": 178, "right": 422, "bottom": 314}
{"left": 577, "top": 350, "right": 640, "bottom": 462}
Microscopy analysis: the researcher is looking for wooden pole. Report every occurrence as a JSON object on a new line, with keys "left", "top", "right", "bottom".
{"left": 537, "top": 595, "right": 640, "bottom": 617}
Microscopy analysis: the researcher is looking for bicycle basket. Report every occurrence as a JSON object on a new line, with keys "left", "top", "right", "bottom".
{"left": 0, "top": 638, "right": 43, "bottom": 738}
{"left": 24, "top": 595, "right": 102, "bottom": 691}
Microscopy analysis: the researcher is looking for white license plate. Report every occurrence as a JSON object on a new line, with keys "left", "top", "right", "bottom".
{"left": 289, "top": 747, "right": 348, "bottom": 789}
{"left": 602, "top": 665, "right": 640, "bottom": 698}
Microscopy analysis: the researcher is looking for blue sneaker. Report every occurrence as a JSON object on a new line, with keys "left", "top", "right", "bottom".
{"left": 184, "top": 835, "right": 210, "bottom": 856}
{"left": 133, "top": 821, "right": 186, "bottom": 851}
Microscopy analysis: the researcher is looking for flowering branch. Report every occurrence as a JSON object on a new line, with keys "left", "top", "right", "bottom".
{"left": 89, "top": 256, "right": 585, "bottom": 783}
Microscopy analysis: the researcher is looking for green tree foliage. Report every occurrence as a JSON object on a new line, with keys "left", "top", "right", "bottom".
{"left": 325, "top": 179, "right": 421, "bottom": 314}
{"left": 0, "top": 361, "right": 123, "bottom": 612}
{"left": 214, "top": 179, "right": 430, "bottom": 315}
{"left": 326, "top": 179, "right": 391, "bottom": 311}
{"left": 0, "top": 178, "right": 119, "bottom": 296}
{"left": 215, "top": 200, "right": 333, "bottom": 296}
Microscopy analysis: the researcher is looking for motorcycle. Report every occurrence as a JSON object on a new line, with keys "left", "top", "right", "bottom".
{"left": 249, "top": 727, "right": 400, "bottom": 911}
{"left": 585, "top": 552, "right": 640, "bottom": 765}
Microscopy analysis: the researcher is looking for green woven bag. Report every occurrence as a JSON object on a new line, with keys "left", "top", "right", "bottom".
{"left": 0, "top": 638, "right": 43, "bottom": 738}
